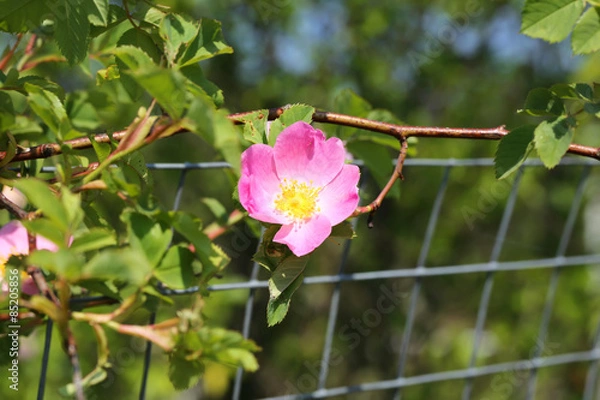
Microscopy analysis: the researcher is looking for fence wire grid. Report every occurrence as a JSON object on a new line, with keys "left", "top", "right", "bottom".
{"left": 33, "top": 157, "right": 600, "bottom": 400}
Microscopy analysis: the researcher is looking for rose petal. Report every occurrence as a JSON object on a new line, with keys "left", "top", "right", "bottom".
{"left": 238, "top": 144, "right": 288, "bottom": 224}
{"left": 0, "top": 221, "right": 30, "bottom": 259}
{"left": 318, "top": 164, "right": 360, "bottom": 226}
{"left": 274, "top": 122, "right": 346, "bottom": 187}
{"left": 274, "top": 215, "right": 332, "bottom": 256}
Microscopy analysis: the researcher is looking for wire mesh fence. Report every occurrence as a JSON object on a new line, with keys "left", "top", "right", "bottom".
{"left": 34, "top": 157, "right": 600, "bottom": 399}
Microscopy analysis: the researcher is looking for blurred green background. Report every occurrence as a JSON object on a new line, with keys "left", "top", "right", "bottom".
{"left": 2, "top": 0, "right": 600, "bottom": 399}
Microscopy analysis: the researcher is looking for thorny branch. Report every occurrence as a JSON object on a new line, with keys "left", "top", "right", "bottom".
{"left": 1, "top": 108, "right": 598, "bottom": 164}
{"left": 1, "top": 106, "right": 598, "bottom": 226}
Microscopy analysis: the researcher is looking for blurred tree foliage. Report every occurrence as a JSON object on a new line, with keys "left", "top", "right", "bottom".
{"left": 1, "top": 0, "right": 599, "bottom": 399}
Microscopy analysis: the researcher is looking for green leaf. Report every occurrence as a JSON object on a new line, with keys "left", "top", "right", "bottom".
{"left": 201, "top": 198, "right": 228, "bottom": 223}
{"left": 267, "top": 271, "right": 304, "bottom": 326}
{"left": 22, "top": 218, "right": 66, "bottom": 246}
{"left": 268, "top": 255, "right": 308, "bottom": 299}
{"left": 54, "top": 0, "right": 91, "bottom": 65}
{"left": 114, "top": 34, "right": 161, "bottom": 101}
{"left": 584, "top": 102, "right": 600, "bottom": 117}
{"left": 0, "top": 0, "right": 51, "bottom": 32}
{"left": 169, "top": 212, "right": 230, "bottom": 281}
{"left": 69, "top": 228, "right": 117, "bottom": 253}
{"left": 198, "top": 327, "right": 260, "bottom": 370}
{"left": 154, "top": 245, "right": 195, "bottom": 289}
{"left": 574, "top": 83, "right": 594, "bottom": 101}
{"left": 168, "top": 345, "right": 204, "bottom": 390}
{"left": 124, "top": 212, "right": 173, "bottom": 268}
{"left": 572, "top": 7, "right": 600, "bottom": 54}
{"left": 24, "top": 83, "right": 69, "bottom": 136}
{"left": 333, "top": 89, "right": 372, "bottom": 140}
{"left": 159, "top": 13, "right": 198, "bottom": 64}
{"left": 28, "top": 249, "right": 84, "bottom": 281}
{"left": 519, "top": 88, "right": 565, "bottom": 116}
{"left": 235, "top": 109, "right": 269, "bottom": 144}
{"left": 129, "top": 68, "right": 188, "bottom": 119}
{"left": 347, "top": 140, "right": 400, "bottom": 199}
{"left": 178, "top": 18, "right": 233, "bottom": 67}
{"left": 87, "top": 0, "right": 110, "bottom": 26}
{"left": 0, "top": 92, "right": 15, "bottom": 131}
{"left": 180, "top": 64, "right": 225, "bottom": 108}
{"left": 184, "top": 98, "right": 242, "bottom": 173}
{"left": 13, "top": 179, "right": 69, "bottom": 232}
{"left": 521, "top": 0, "right": 584, "bottom": 43}
{"left": 330, "top": 221, "right": 357, "bottom": 239}
{"left": 495, "top": 125, "right": 535, "bottom": 179}
{"left": 267, "top": 104, "right": 315, "bottom": 146}
{"left": 534, "top": 116, "right": 574, "bottom": 168}
{"left": 82, "top": 248, "right": 151, "bottom": 285}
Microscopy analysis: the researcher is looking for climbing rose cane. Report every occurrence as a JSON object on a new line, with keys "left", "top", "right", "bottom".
{"left": 0, "top": 220, "right": 58, "bottom": 295}
{"left": 238, "top": 121, "right": 360, "bottom": 256}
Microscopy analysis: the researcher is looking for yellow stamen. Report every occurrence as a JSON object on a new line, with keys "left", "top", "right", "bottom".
{"left": 274, "top": 179, "right": 321, "bottom": 221}
{"left": 0, "top": 254, "right": 28, "bottom": 282}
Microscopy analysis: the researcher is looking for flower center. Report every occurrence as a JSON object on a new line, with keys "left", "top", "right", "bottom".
{"left": 0, "top": 252, "right": 28, "bottom": 282}
{"left": 274, "top": 179, "right": 321, "bottom": 221}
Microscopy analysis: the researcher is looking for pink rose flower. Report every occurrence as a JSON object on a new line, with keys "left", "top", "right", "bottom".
{"left": 238, "top": 121, "right": 360, "bottom": 256}
{"left": 0, "top": 220, "right": 58, "bottom": 295}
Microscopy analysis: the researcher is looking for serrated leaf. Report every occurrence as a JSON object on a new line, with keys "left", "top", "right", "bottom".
{"left": 28, "top": 249, "right": 84, "bottom": 281}
{"left": 267, "top": 104, "right": 315, "bottom": 145}
{"left": 521, "top": 0, "right": 584, "bottom": 43}
{"left": 169, "top": 212, "right": 230, "bottom": 281}
{"left": 267, "top": 272, "right": 304, "bottom": 326}
{"left": 168, "top": 351, "right": 204, "bottom": 390}
{"left": 81, "top": 248, "right": 151, "bottom": 285}
{"left": 129, "top": 67, "right": 188, "bottom": 119}
{"left": 236, "top": 109, "right": 269, "bottom": 144}
{"left": 87, "top": 0, "right": 109, "bottom": 26}
{"left": 180, "top": 64, "right": 225, "bottom": 107}
{"left": 69, "top": 228, "right": 116, "bottom": 253}
{"left": 54, "top": 0, "right": 90, "bottom": 65}
{"left": 199, "top": 328, "right": 259, "bottom": 370}
{"left": 330, "top": 221, "right": 356, "bottom": 239}
{"left": 114, "top": 34, "right": 161, "bottom": 100}
{"left": 24, "top": 82, "right": 69, "bottom": 136}
{"left": 534, "top": 116, "right": 574, "bottom": 168}
{"left": 574, "top": 83, "right": 594, "bottom": 101}
{"left": 155, "top": 245, "right": 195, "bottom": 289}
{"left": 584, "top": 102, "right": 600, "bottom": 117}
{"left": 268, "top": 255, "right": 308, "bottom": 299}
{"left": 178, "top": 18, "right": 233, "bottom": 67}
{"left": 13, "top": 178, "right": 69, "bottom": 232}
{"left": 495, "top": 125, "right": 535, "bottom": 179}
{"left": 572, "top": 7, "right": 600, "bottom": 54}
{"left": 159, "top": 13, "right": 198, "bottom": 64}
{"left": 124, "top": 212, "right": 172, "bottom": 268}
{"left": 0, "top": 0, "right": 51, "bottom": 32}
{"left": 520, "top": 88, "right": 565, "bottom": 116}
{"left": 0, "top": 92, "right": 15, "bottom": 131}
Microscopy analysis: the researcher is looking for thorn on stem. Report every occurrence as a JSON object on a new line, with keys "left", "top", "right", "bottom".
{"left": 367, "top": 211, "right": 375, "bottom": 229}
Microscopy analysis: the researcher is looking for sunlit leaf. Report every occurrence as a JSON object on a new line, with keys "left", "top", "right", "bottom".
{"left": 495, "top": 125, "right": 535, "bottom": 179}
{"left": 533, "top": 116, "right": 575, "bottom": 168}
{"left": 521, "top": 0, "right": 584, "bottom": 43}
{"left": 572, "top": 7, "right": 600, "bottom": 54}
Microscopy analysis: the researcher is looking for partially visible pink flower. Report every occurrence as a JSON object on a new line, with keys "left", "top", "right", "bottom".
{"left": 238, "top": 121, "right": 360, "bottom": 256}
{"left": 0, "top": 221, "right": 58, "bottom": 295}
